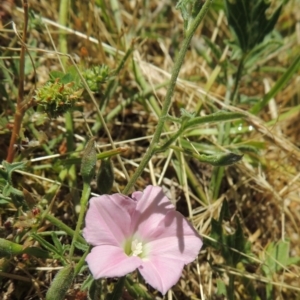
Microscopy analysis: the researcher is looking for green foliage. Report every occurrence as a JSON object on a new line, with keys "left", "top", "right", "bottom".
{"left": 35, "top": 74, "right": 83, "bottom": 118}
{"left": 0, "top": 237, "right": 48, "bottom": 258}
{"left": 87, "top": 278, "right": 102, "bottom": 300}
{"left": 205, "top": 201, "right": 254, "bottom": 298}
{"left": 251, "top": 55, "right": 300, "bottom": 114}
{"left": 106, "top": 276, "right": 126, "bottom": 300}
{"left": 157, "top": 110, "right": 244, "bottom": 156}
{"left": 205, "top": 200, "right": 250, "bottom": 267}
{"left": 125, "top": 276, "right": 153, "bottom": 300}
{"left": 216, "top": 278, "right": 227, "bottom": 296}
{"left": 82, "top": 65, "right": 110, "bottom": 92}
{"left": 34, "top": 64, "right": 110, "bottom": 118}
{"left": 176, "top": 0, "right": 204, "bottom": 31}
{"left": 22, "top": 246, "right": 49, "bottom": 259}
{"left": 180, "top": 108, "right": 196, "bottom": 122}
{"left": 0, "top": 161, "right": 26, "bottom": 204}
{"left": 96, "top": 158, "right": 114, "bottom": 195}
{"left": 224, "top": 0, "right": 282, "bottom": 53}
{"left": 183, "top": 111, "right": 244, "bottom": 129}
{"left": 156, "top": 110, "right": 244, "bottom": 168}
{"left": 261, "top": 240, "right": 300, "bottom": 299}
{"left": 31, "top": 233, "right": 69, "bottom": 262}
{"left": 81, "top": 274, "right": 94, "bottom": 293}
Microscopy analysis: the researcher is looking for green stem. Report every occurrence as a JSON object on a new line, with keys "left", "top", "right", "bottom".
{"left": 58, "top": 0, "right": 69, "bottom": 69}
{"left": 133, "top": 60, "right": 207, "bottom": 202}
{"left": 58, "top": 0, "right": 73, "bottom": 152}
{"left": 74, "top": 246, "right": 91, "bottom": 276}
{"left": 155, "top": 126, "right": 185, "bottom": 153}
{"left": 58, "top": 0, "right": 79, "bottom": 205}
{"left": 228, "top": 274, "right": 235, "bottom": 300}
{"left": 232, "top": 53, "right": 247, "bottom": 105}
{"left": 44, "top": 214, "right": 86, "bottom": 245}
{"left": 69, "top": 182, "right": 91, "bottom": 258}
{"left": 122, "top": 0, "right": 212, "bottom": 194}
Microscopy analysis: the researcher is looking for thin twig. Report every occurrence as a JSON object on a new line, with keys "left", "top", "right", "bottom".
{"left": 6, "top": 0, "right": 29, "bottom": 163}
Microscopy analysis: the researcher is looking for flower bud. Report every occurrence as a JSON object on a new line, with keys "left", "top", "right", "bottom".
{"left": 46, "top": 264, "right": 74, "bottom": 300}
{"left": 80, "top": 138, "right": 97, "bottom": 184}
{"left": 0, "top": 238, "right": 23, "bottom": 257}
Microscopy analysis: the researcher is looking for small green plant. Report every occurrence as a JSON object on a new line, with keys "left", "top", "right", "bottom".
{"left": 261, "top": 240, "right": 300, "bottom": 300}
{"left": 205, "top": 200, "right": 253, "bottom": 299}
{"left": 35, "top": 77, "right": 83, "bottom": 117}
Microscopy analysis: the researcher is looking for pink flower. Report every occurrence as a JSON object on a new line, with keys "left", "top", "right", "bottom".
{"left": 83, "top": 185, "right": 202, "bottom": 295}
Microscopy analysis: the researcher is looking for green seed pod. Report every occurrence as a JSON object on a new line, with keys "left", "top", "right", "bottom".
{"left": 96, "top": 158, "right": 114, "bottom": 195}
{"left": 0, "top": 238, "right": 23, "bottom": 257}
{"left": 46, "top": 264, "right": 74, "bottom": 300}
{"left": 81, "top": 138, "right": 97, "bottom": 184}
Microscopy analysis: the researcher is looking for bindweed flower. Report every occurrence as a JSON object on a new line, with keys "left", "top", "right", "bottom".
{"left": 83, "top": 185, "right": 202, "bottom": 295}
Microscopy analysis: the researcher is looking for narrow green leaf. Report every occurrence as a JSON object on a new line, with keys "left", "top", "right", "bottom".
{"left": 73, "top": 241, "right": 89, "bottom": 252}
{"left": 125, "top": 277, "right": 153, "bottom": 300}
{"left": 23, "top": 247, "right": 50, "bottom": 259}
{"left": 51, "top": 232, "right": 63, "bottom": 253}
{"left": 107, "top": 276, "right": 126, "bottom": 300}
{"left": 184, "top": 111, "right": 244, "bottom": 130}
{"left": 219, "top": 199, "right": 230, "bottom": 222}
{"left": 31, "top": 233, "right": 62, "bottom": 257}
{"left": 96, "top": 158, "right": 114, "bottom": 195}
{"left": 207, "top": 219, "right": 223, "bottom": 251}
{"left": 251, "top": 55, "right": 300, "bottom": 114}
{"left": 88, "top": 279, "right": 101, "bottom": 300}
{"left": 81, "top": 274, "right": 94, "bottom": 292}
{"left": 228, "top": 217, "right": 244, "bottom": 266}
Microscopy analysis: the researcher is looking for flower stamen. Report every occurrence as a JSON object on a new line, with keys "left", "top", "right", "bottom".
{"left": 131, "top": 239, "right": 143, "bottom": 257}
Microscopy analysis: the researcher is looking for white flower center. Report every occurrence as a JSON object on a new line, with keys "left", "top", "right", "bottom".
{"left": 131, "top": 239, "right": 143, "bottom": 257}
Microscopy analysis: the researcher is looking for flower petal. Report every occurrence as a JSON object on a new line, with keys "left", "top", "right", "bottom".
{"left": 83, "top": 194, "right": 136, "bottom": 247}
{"left": 131, "top": 186, "right": 175, "bottom": 238}
{"left": 144, "top": 210, "right": 202, "bottom": 264}
{"left": 86, "top": 245, "right": 142, "bottom": 278}
{"left": 138, "top": 257, "right": 185, "bottom": 295}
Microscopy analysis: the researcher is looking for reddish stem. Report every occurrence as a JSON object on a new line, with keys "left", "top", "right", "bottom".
{"left": 6, "top": 0, "right": 28, "bottom": 163}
